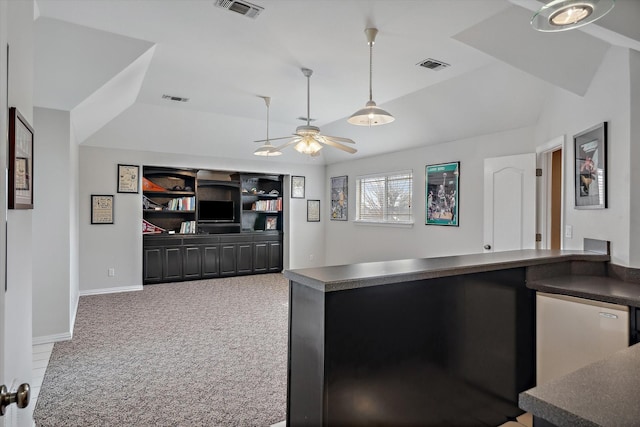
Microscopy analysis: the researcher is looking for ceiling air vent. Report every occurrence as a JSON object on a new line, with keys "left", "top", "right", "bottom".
{"left": 162, "top": 94, "right": 189, "bottom": 103}
{"left": 417, "top": 58, "right": 450, "bottom": 71}
{"left": 214, "top": 0, "right": 264, "bottom": 19}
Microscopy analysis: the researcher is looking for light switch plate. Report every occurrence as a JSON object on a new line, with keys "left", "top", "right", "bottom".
{"left": 565, "top": 225, "right": 573, "bottom": 238}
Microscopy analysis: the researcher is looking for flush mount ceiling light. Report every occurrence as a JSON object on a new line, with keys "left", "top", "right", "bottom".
{"left": 348, "top": 28, "right": 394, "bottom": 126}
{"left": 531, "top": 0, "right": 615, "bottom": 32}
{"left": 255, "top": 68, "right": 357, "bottom": 157}
{"left": 253, "top": 96, "right": 282, "bottom": 157}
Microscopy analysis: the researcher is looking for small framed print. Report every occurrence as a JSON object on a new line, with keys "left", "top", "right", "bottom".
{"left": 91, "top": 195, "right": 114, "bottom": 224}
{"left": 307, "top": 200, "right": 320, "bottom": 222}
{"left": 265, "top": 215, "right": 278, "bottom": 230}
{"left": 291, "top": 176, "right": 305, "bottom": 199}
{"left": 426, "top": 161, "right": 459, "bottom": 226}
{"left": 118, "top": 164, "right": 139, "bottom": 193}
{"left": 330, "top": 175, "right": 348, "bottom": 221}
{"left": 9, "top": 107, "right": 34, "bottom": 209}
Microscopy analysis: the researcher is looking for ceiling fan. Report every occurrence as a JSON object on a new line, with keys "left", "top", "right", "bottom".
{"left": 254, "top": 68, "right": 357, "bottom": 157}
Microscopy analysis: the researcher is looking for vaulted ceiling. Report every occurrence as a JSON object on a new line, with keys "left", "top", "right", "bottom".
{"left": 33, "top": 0, "right": 640, "bottom": 164}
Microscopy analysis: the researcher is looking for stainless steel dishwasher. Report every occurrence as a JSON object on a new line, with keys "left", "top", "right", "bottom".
{"left": 536, "top": 292, "right": 629, "bottom": 385}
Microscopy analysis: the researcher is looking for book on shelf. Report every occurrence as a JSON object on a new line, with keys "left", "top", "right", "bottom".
{"left": 166, "top": 196, "right": 195, "bottom": 211}
{"left": 179, "top": 220, "right": 197, "bottom": 234}
{"left": 252, "top": 197, "right": 282, "bottom": 212}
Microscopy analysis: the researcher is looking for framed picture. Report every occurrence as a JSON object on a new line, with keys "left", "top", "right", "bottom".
{"left": 118, "top": 164, "right": 140, "bottom": 193}
{"left": 91, "top": 195, "right": 114, "bottom": 224}
{"left": 291, "top": 176, "right": 305, "bottom": 199}
{"left": 330, "top": 175, "right": 348, "bottom": 221}
{"left": 307, "top": 200, "right": 320, "bottom": 222}
{"left": 8, "top": 107, "right": 34, "bottom": 209}
{"left": 574, "top": 122, "right": 607, "bottom": 209}
{"left": 265, "top": 215, "right": 278, "bottom": 230}
{"left": 426, "top": 162, "right": 459, "bottom": 226}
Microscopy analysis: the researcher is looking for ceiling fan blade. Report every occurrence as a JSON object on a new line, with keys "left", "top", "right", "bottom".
{"left": 254, "top": 135, "right": 296, "bottom": 143}
{"left": 322, "top": 135, "right": 356, "bottom": 144}
{"left": 322, "top": 137, "right": 358, "bottom": 154}
{"left": 271, "top": 138, "right": 301, "bottom": 151}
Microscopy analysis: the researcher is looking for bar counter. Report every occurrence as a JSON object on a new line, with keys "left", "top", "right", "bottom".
{"left": 284, "top": 249, "right": 608, "bottom": 426}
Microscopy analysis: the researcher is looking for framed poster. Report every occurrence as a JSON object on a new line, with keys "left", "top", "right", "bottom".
{"left": 330, "top": 175, "right": 348, "bottom": 221}
{"left": 574, "top": 122, "right": 607, "bottom": 209}
{"left": 8, "top": 107, "right": 34, "bottom": 209}
{"left": 291, "top": 176, "right": 305, "bottom": 199}
{"left": 91, "top": 195, "right": 114, "bottom": 224}
{"left": 307, "top": 200, "right": 320, "bottom": 222}
{"left": 425, "top": 162, "right": 459, "bottom": 226}
{"left": 118, "top": 164, "right": 140, "bottom": 193}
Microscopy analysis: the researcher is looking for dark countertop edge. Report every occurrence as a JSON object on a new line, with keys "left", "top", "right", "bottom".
{"left": 528, "top": 277, "right": 640, "bottom": 308}
{"left": 519, "top": 391, "right": 600, "bottom": 427}
{"left": 284, "top": 250, "right": 609, "bottom": 292}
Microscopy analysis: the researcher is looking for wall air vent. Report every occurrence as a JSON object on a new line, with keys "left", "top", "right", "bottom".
{"left": 214, "top": 0, "right": 264, "bottom": 19}
{"left": 417, "top": 58, "right": 450, "bottom": 71}
{"left": 162, "top": 94, "right": 189, "bottom": 102}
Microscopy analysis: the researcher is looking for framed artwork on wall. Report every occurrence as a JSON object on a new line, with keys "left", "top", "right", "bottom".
{"left": 425, "top": 161, "right": 459, "bottom": 226}
{"left": 307, "top": 200, "right": 320, "bottom": 222}
{"left": 91, "top": 195, "right": 114, "bottom": 224}
{"left": 8, "top": 107, "right": 34, "bottom": 209}
{"left": 330, "top": 175, "right": 348, "bottom": 221}
{"left": 117, "top": 164, "right": 140, "bottom": 193}
{"left": 574, "top": 122, "right": 607, "bottom": 209}
{"left": 291, "top": 176, "right": 305, "bottom": 199}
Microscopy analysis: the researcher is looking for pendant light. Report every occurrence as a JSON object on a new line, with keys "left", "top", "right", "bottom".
{"left": 531, "top": 0, "right": 615, "bottom": 32}
{"left": 348, "top": 28, "right": 394, "bottom": 126}
{"left": 253, "top": 96, "right": 282, "bottom": 157}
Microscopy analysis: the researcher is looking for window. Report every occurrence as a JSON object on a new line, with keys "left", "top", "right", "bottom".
{"left": 355, "top": 170, "right": 413, "bottom": 224}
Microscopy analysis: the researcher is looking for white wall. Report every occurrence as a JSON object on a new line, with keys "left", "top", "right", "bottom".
{"left": 324, "top": 126, "right": 537, "bottom": 266}
{"left": 32, "top": 107, "right": 75, "bottom": 342}
{"left": 4, "top": 0, "right": 35, "bottom": 424}
{"left": 78, "top": 145, "right": 326, "bottom": 293}
{"left": 629, "top": 49, "right": 640, "bottom": 267}
{"left": 534, "top": 46, "right": 632, "bottom": 266}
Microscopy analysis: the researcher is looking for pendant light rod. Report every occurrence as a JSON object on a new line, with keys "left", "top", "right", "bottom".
{"left": 348, "top": 28, "right": 394, "bottom": 126}
{"left": 264, "top": 96, "right": 270, "bottom": 141}
{"left": 302, "top": 68, "right": 313, "bottom": 126}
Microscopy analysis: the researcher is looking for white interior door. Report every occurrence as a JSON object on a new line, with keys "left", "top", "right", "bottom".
{"left": 483, "top": 153, "right": 536, "bottom": 252}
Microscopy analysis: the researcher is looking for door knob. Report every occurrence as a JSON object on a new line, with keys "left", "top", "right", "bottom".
{"left": 484, "top": 244, "right": 491, "bottom": 250}
{"left": 0, "top": 383, "right": 30, "bottom": 416}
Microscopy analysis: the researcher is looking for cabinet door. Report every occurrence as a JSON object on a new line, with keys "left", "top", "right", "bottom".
{"left": 202, "top": 245, "right": 220, "bottom": 278}
{"left": 220, "top": 244, "right": 237, "bottom": 276}
{"left": 164, "top": 247, "right": 183, "bottom": 281}
{"left": 253, "top": 242, "right": 268, "bottom": 273}
{"left": 183, "top": 246, "right": 202, "bottom": 280}
{"left": 144, "top": 247, "right": 164, "bottom": 283}
{"left": 268, "top": 241, "right": 283, "bottom": 272}
{"left": 237, "top": 243, "right": 253, "bottom": 274}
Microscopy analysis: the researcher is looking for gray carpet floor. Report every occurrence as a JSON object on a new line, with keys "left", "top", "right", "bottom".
{"left": 33, "top": 274, "right": 289, "bottom": 426}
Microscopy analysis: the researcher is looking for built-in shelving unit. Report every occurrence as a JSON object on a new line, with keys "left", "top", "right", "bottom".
{"left": 142, "top": 166, "right": 283, "bottom": 284}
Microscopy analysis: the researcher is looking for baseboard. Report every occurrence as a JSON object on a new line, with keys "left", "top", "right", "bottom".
{"left": 32, "top": 332, "right": 72, "bottom": 345}
{"left": 79, "top": 285, "right": 143, "bottom": 296}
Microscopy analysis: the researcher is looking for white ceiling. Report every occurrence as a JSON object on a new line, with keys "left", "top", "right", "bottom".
{"left": 33, "top": 0, "right": 640, "bottom": 164}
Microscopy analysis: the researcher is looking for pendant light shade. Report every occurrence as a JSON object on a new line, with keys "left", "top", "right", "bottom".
{"left": 531, "top": 0, "right": 615, "bottom": 32}
{"left": 348, "top": 28, "right": 394, "bottom": 126}
{"left": 254, "top": 96, "right": 282, "bottom": 157}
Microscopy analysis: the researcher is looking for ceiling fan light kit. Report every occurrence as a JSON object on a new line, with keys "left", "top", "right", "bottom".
{"left": 348, "top": 27, "right": 395, "bottom": 126}
{"left": 253, "top": 96, "right": 282, "bottom": 157}
{"left": 531, "top": 0, "right": 615, "bottom": 32}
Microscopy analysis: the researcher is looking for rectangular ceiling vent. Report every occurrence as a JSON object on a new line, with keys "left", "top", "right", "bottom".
{"left": 417, "top": 58, "right": 450, "bottom": 71}
{"left": 162, "top": 94, "right": 189, "bottom": 103}
{"left": 214, "top": 0, "right": 264, "bottom": 19}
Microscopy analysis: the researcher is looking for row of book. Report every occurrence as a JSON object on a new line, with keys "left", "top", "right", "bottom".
{"left": 251, "top": 197, "right": 282, "bottom": 212}
{"left": 179, "top": 221, "right": 197, "bottom": 234}
{"left": 168, "top": 197, "right": 195, "bottom": 211}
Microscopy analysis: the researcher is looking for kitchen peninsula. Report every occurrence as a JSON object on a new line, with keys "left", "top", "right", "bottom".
{"left": 284, "top": 249, "right": 609, "bottom": 426}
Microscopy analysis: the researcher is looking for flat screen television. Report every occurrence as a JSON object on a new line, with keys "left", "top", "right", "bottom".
{"left": 198, "top": 200, "right": 235, "bottom": 222}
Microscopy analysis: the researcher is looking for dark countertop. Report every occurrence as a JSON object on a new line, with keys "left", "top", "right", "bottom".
{"left": 284, "top": 249, "right": 608, "bottom": 292}
{"left": 528, "top": 275, "right": 640, "bottom": 307}
{"left": 519, "top": 343, "right": 640, "bottom": 427}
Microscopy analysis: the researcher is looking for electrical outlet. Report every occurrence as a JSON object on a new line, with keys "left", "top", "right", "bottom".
{"left": 108, "top": 268, "right": 115, "bottom": 277}
{"left": 309, "top": 254, "right": 314, "bottom": 261}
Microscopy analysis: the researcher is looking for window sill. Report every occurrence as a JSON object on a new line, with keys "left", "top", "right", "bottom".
{"left": 353, "top": 220, "right": 414, "bottom": 228}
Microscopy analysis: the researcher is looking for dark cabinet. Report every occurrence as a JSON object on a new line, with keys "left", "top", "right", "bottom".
{"left": 164, "top": 247, "right": 183, "bottom": 281}
{"left": 202, "top": 245, "right": 220, "bottom": 278}
{"left": 143, "top": 247, "right": 163, "bottom": 283}
{"left": 237, "top": 243, "right": 253, "bottom": 274}
{"left": 254, "top": 242, "right": 269, "bottom": 273}
{"left": 183, "top": 246, "right": 202, "bottom": 280}
{"left": 220, "top": 244, "right": 237, "bottom": 276}
{"left": 267, "top": 240, "right": 283, "bottom": 272}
